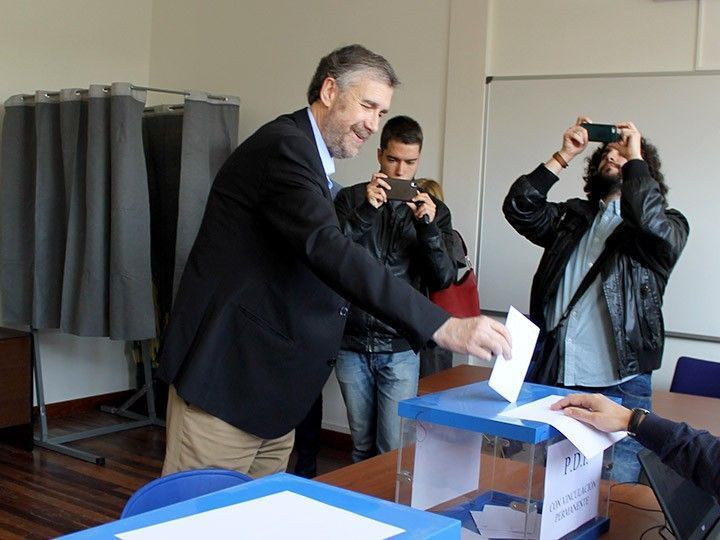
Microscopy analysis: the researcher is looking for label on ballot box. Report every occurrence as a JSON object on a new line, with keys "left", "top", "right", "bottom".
{"left": 540, "top": 438, "right": 602, "bottom": 539}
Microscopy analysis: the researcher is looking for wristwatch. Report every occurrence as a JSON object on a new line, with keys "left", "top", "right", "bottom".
{"left": 627, "top": 407, "right": 649, "bottom": 437}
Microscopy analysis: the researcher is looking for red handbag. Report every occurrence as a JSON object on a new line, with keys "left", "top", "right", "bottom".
{"left": 429, "top": 232, "right": 481, "bottom": 318}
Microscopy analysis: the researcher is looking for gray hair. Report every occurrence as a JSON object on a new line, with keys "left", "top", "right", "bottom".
{"left": 307, "top": 44, "right": 400, "bottom": 105}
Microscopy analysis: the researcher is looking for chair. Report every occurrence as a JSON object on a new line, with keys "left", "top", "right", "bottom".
{"left": 669, "top": 356, "right": 720, "bottom": 399}
{"left": 121, "top": 468, "right": 253, "bottom": 518}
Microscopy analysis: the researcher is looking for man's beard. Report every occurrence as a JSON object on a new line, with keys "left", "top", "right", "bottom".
{"left": 325, "top": 120, "right": 370, "bottom": 159}
{"left": 326, "top": 135, "right": 356, "bottom": 159}
{"left": 586, "top": 172, "right": 622, "bottom": 201}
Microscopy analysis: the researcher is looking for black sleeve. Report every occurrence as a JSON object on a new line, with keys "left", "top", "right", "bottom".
{"left": 636, "top": 412, "right": 720, "bottom": 498}
{"left": 334, "top": 184, "right": 382, "bottom": 242}
{"left": 502, "top": 164, "right": 566, "bottom": 248}
{"left": 416, "top": 199, "right": 457, "bottom": 290}
{"left": 616, "top": 160, "right": 689, "bottom": 278}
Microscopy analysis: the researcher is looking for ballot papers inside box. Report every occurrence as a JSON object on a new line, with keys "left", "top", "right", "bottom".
{"left": 396, "top": 381, "right": 615, "bottom": 539}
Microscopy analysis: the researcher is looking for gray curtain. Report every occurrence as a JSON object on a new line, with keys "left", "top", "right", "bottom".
{"left": 1, "top": 83, "right": 155, "bottom": 340}
{"left": 34, "top": 91, "right": 68, "bottom": 329}
{"left": 59, "top": 87, "right": 93, "bottom": 335}
{"left": 108, "top": 83, "right": 155, "bottom": 340}
{"left": 0, "top": 83, "right": 239, "bottom": 341}
{"left": 61, "top": 83, "right": 155, "bottom": 340}
{"left": 0, "top": 95, "right": 35, "bottom": 324}
{"left": 0, "top": 91, "right": 68, "bottom": 329}
{"left": 172, "top": 92, "right": 240, "bottom": 301}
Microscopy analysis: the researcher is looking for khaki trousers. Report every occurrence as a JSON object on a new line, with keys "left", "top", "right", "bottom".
{"left": 162, "top": 385, "right": 294, "bottom": 478}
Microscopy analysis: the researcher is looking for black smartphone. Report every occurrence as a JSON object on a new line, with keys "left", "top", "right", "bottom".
{"left": 581, "top": 123, "right": 621, "bottom": 143}
{"left": 384, "top": 177, "right": 420, "bottom": 201}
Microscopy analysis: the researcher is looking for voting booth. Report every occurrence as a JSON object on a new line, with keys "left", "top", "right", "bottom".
{"left": 396, "top": 381, "right": 617, "bottom": 539}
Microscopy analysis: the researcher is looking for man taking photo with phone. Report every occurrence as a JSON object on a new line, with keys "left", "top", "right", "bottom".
{"left": 503, "top": 116, "right": 688, "bottom": 482}
{"left": 333, "top": 115, "right": 456, "bottom": 462}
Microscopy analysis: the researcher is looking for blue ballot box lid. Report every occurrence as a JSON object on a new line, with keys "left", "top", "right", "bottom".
{"left": 398, "top": 381, "right": 584, "bottom": 444}
{"left": 58, "top": 472, "right": 460, "bottom": 539}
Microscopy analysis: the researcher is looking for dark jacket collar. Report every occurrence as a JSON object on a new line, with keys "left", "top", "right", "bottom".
{"left": 289, "top": 108, "right": 333, "bottom": 201}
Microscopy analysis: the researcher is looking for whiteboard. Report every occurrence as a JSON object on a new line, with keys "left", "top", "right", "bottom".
{"left": 478, "top": 73, "right": 720, "bottom": 338}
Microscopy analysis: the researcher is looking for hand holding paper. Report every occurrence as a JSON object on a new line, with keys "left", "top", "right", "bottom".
{"left": 433, "top": 315, "right": 512, "bottom": 361}
{"left": 488, "top": 307, "right": 539, "bottom": 402}
{"left": 550, "top": 393, "right": 633, "bottom": 433}
{"left": 500, "top": 395, "right": 626, "bottom": 460}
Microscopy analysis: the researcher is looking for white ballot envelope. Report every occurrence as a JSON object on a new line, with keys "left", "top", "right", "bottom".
{"left": 488, "top": 306, "right": 539, "bottom": 402}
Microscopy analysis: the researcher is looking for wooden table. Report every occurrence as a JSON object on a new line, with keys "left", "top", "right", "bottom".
{"left": 317, "top": 364, "right": 720, "bottom": 539}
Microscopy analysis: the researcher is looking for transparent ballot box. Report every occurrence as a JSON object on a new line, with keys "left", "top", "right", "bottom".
{"left": 396, "top": 381, "right": 614, "bottom": 539}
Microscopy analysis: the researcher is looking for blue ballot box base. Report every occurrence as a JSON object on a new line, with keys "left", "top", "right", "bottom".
{"left": 436, "top": 490, "right": 609, "bottom": 539}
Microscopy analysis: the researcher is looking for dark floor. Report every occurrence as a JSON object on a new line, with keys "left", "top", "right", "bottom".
{"left": 0, "top": 411, "right": 351, "bottom": 539}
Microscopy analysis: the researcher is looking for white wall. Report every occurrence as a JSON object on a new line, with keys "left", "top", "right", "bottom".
{"left": 147, "top": 0, "right": 451, "bottom": 188}
{"left": 441, "top": 0, "right": 491, "bottom": 261}
{"left": 0, "top": 0, "right": 153, "bottom": 403}
{"left": 0, "top": 1, "right": 153, "bottom": 93}
{"left": 488, "top": 0, "right": 699, "bottom": 75}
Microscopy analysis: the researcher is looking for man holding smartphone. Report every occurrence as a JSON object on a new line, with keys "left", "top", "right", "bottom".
{"left": 333, "top": 116, "right": 456, "bottom": 463}
{"left": 503, "top": 117, "right": 688, "bottom": 482}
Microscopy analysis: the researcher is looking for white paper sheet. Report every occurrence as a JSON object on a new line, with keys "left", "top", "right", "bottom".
{"left": 410, "top": 421, "right": 483, "bottom": 510}
{"left": 498, "top": 395, "right": 625, "bottom": 460}
{"left": 540, "top": 438, "right": 602, "bottom": 540}
{"left": 488, "top": 306, "right": 540, "bottom": 403}
{"left": 471, "top": 505, "right": 539, "bottom": 539}
{"left": 115, "top": 490, "right": 405, "bottom": 540}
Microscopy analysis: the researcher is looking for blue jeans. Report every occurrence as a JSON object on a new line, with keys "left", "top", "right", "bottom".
{"left": 335, "top": 349, "right": 419, "bottom": 463}
{"left": 566, "top": 372, "right": 652, "bottom": 483}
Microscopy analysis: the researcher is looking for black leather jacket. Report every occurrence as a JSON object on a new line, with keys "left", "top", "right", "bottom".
{"left": 335, "top": 182, "right": 456, "bottom": 352}
{"left": 503, "top": 160, "right": 689, "bottom": 376}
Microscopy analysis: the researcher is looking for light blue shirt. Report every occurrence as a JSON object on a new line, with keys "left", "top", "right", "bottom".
{"left": 546, "top": 199, "right": 634, "bottom": 387}
{"left": 306, "top": 107, "right": 335, "bottom": 190}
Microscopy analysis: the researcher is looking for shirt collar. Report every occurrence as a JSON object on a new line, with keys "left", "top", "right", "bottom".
{"left": 306, "top": 107, "right": 335, "bottom": 178}
{"left": 599, "top": 198, "right": 622, "bottom": 217}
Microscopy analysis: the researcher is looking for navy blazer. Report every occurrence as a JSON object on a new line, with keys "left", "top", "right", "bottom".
{"left": 157, "top": 109, "right": 450, "bottom": 438}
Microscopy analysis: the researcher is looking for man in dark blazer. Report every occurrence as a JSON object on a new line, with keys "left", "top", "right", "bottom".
{"left": 157, "top": 44, "right": 511, "bottom": 478}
